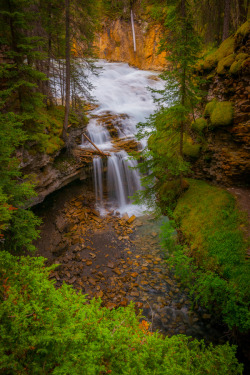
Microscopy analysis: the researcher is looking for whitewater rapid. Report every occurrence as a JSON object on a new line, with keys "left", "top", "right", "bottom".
{"left": 81, "top": 60, "right": 163, "bottom": 216}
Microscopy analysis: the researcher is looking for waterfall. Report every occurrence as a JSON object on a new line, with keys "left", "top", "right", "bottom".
{"left": 80, "top": 60, "right": 164, "bottom": 215}
{"left": 131, "top": 10, "right": 136, "bottom": 53}
{"left": 93, "top": 157, "right": 103, "bottom": 203}
{"left": 81, "top": 119, "right": 113, "bottom": 151}
{"left": 107, "top": 151, "right": 141, "bottom": 209}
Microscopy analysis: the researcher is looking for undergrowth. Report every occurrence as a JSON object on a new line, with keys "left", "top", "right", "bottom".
{"left": 0, "top": 251, "right": 243, "bottom": 374}
{"left": 161, "top": 179, "right": 250, "bottom": 332}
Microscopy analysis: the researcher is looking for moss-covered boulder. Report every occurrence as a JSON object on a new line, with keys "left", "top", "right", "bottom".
{"left": 197, "top": 37, "right": 234, "bottom": 72}
{"left": 204, "top": 101, "right": 233, "bottom": 127}
{"left": 210, "top": 102, "right": 233, "bottom": 127}
{"left": 229, "top": 52, "right": 249, "bottom": 74}
{"left": 236, "top": 20, "right": 250, "bottom": 37}
{"left": 192, "top": 117, "right": 207, "bottom": 133}
{"left": 183, "top": 142, "right": 201, "bottom": 158}
{"left": 216, "top": 54, "right": 235, "bottom": 74}
{"left": 204, "top": 100, "right": 217, "bottom": 117}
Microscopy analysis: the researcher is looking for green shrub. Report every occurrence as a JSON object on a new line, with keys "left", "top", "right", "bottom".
{"left": 191, "top": 118, "right": 207, "bottom": 133}
{"left": 210, "top": 101, "right": 233, "bottom": 127}
{"left": 162, "top": 179, "right": 250, "bottom": 332}
{"left": 0, "top": 251, "right": 244, "bottom": 374}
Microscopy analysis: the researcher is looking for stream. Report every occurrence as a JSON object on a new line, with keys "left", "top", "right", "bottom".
{"left": 35, "top": 61, "right": 226, "bottom": 344}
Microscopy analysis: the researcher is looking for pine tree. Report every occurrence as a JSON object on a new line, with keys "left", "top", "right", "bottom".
{"left": 135, "top": 0, "right": 204, "bottom": 210}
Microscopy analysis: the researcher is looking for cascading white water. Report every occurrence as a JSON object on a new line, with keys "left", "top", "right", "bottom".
{"left": 81, "top": 60, "right": 164, "bottom": 215}
{"left": 107, "top": 151, "right": 141, "bottom": 208}
{"left": 131, "top": 10, "right": 136, "bottom": 53}
{"left": 81, "top": 119, "right": 113, "bottom": 151}
{"left": 93, "top": 157, "right": 103, "bottom": 203}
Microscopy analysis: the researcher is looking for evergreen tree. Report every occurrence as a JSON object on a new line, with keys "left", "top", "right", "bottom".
{"left": 135, "top": 0, "right": 204, "bottom": 210}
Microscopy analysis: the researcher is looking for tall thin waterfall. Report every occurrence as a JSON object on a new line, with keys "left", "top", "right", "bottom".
{"left": 131, "top": 10, "right": 136, "bottom": 52}
{"left": 93, "top": 157, "right": 103, "bottom": 203}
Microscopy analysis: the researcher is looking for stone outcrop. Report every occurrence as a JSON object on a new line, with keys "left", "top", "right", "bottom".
{"left": 191, "top": 23, "right": 250, "bottom": 186}
{"left": 95, "top": 18, "right": 166, "bottom": 71}
{"left": 19, "top": 126, "right": 94, "bottom": 206}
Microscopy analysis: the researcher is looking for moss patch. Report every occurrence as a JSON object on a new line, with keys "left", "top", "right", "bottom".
{"left": 197, "top": 37, "right": 234, "bottom": 72}
{"left": 174, "top": 179, "right": 249, "bottom": 279}
{"left": 229, "top": 53, "right": 249, "bottom": 74}
{"left": 170, "top": 179, "right": 250, "bottom": 330}
{"left": 236, "top": 21, "right": 250, "bottom": 38}
{"left": 204, "top": 100, "right": 217, "bottom": 117}
{"left": 216, "top": 54, "right": 235, "bottom": 74}
{"left": 210, "top": 102, "right": 233, "bottom": 127}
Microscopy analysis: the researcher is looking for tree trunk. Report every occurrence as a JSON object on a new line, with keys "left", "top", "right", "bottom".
{"left": 222, "top": 0, "right": 231, "bottom": 41}
{"left": 63, "top": 0, "right": 70, "bottom": 142}
{"left": 179, "top": 0, "right": 187, "bottom": 189}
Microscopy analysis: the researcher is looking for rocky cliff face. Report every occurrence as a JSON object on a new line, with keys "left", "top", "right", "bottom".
{"left": 95, "top": 18, "right": 166, "bottom": 71}
{"left": 192, "top": 22, "right": 250, "bottom": 186}
{"left": 20, "top": 126, "right": 93, "bottom": 206}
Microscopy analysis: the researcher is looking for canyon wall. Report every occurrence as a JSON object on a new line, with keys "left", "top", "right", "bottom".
{"left": 95, "top": 18, "right": 166, "bottom": 71}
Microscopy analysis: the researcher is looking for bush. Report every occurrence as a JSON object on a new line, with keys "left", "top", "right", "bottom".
{"left": 163, "top": 180, "right": 250, "bottom": 332}
{"left": 0, "top": 251, "right": 244, "bottom": 374}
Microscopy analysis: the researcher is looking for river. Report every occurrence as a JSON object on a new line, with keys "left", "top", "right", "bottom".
{"left": 35, "top": 60, "right": 225, "bottom": 344}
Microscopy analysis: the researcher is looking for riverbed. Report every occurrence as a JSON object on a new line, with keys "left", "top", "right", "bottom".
{"left": 35, "top": 60, "right": 225, "bottom": 344}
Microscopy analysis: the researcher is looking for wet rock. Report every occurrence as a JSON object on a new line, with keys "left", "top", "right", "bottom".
{"left": 127, "top": 215, "right": 136, "bottom": 224}
{"left": 113, "top": 268, "right": 122, "bottom": 275}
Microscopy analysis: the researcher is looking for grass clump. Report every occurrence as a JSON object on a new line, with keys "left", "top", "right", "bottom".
{"left": 0, "top": 250, "right": 243, "bottom": 374}
{"left": 162, "top": 180, "right": 250, "bottom": 332}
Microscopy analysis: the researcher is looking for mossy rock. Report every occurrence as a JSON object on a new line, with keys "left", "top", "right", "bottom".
{"left": 229, "top": 52, "right": 249, "bottom": 74}
{"left": 197, "top": 36, "right": 235, "bottom": 73}
{"left": 235, "top": 53, "right": 249, "bottom": 61}
{"left": 216, "top": 37, "right": 235, "bottom": 60}
{"left": 204, "top": 100, "right": 217, "bottom": 117}
{"left": 216, "top": 54, "right": 235, "bottom": 74}
{"left": 183, "top": 143, "right": 201, "bottom": 159}
{"left": 242, "top": 57, "right": 250, "bottom": 72}
{"left": 192, "top": 118, "right": 207, "bottom": 133}
{"left": 236, "top": 21, "right": 250, "bottom": 38}
{"left": 210, "top": 102, "right": 233, "bottom": 127}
